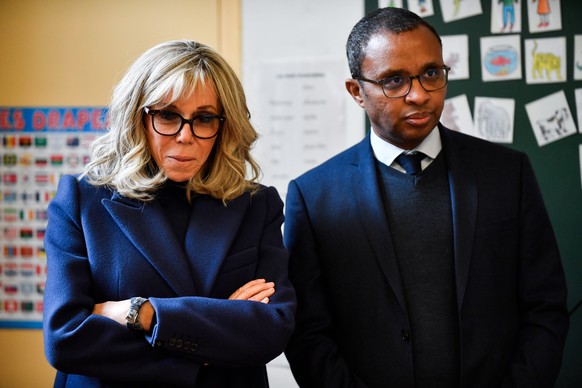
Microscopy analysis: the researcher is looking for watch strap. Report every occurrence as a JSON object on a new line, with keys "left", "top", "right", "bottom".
{"left": 126, "top": 297, "right": 148, "bottom": 331}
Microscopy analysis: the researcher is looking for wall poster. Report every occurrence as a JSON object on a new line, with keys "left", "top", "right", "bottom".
{"left": 0, "top": 107, "right": 105, "bottom": 328}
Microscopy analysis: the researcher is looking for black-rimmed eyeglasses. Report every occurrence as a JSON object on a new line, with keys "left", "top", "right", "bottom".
{"left": 353, "top": 66, "right": 451, "bottom": 98}
{"left": 144, "top": 107, "right": 225, "bottom": 139}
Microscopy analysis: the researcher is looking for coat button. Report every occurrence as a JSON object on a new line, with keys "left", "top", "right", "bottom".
{"left": 190, "top": 343, "right": 199, "bottom": 352}
{"left": 401, "top": 330, "right": 410, "bottom": 342}
{"left": 175, "top": 339, "right": 183, "bottom": 348}
{"left": 169, "top": 338, "right": 176, "bottom": 347}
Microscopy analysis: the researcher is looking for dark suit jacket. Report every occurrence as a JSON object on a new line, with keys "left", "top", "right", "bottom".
{"left": 43, "top": 175, "right": 296, "bottom": 387}
{"left": 284, "top": 125, "right": 568, "bottom": 388}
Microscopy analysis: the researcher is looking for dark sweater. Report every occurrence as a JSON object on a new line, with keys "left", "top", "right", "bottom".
{"left": 377, "top": 153, "right": 459, "bottom": 387}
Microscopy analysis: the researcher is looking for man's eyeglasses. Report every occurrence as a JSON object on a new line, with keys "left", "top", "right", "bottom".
{"left": 144, "top": 107, "right": 225, "bottom": 139}
{"left": 353, "top": 66, "right": 451, "bottom": 98}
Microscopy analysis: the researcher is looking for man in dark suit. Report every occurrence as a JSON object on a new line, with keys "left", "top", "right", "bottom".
{"left": 284, "top": 7, "right": 568, "bottom": 388}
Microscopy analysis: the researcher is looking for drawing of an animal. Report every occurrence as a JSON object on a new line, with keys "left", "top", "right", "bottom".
{"left": 531, "top": 40, "right": 562, "bottom": 80}
{"left": 477, "top": 101, "right": 510, "bottom": 141}
{"left": 536, "top": 108, "right": 570, "bottom": 141}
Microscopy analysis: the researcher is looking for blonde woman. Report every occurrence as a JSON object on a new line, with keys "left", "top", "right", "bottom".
{"left": 43, "top": 40, "right": 295, "bottom": 388}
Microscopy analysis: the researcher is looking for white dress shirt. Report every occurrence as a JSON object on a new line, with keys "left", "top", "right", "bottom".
{"left": 369, "top": 126, "right": 443, "bottom": 173}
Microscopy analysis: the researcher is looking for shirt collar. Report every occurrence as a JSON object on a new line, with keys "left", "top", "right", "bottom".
{"left": 370, "top": 126, "right": 442, "bottom": 167}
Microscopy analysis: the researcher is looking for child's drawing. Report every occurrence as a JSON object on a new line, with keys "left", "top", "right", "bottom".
{"left": 378, "top": 0, "right": 404, "bottom": 8}
{"left": 491, "top": 0, "right": 521, "bottom": 34}
{"left": 576, "top": 88, "right": 582, "bottom": 133}
{"left": 528, "top": 0, "right": 562, "bottom": 33}
{"left": 442, "top": 95, "right": 474, "bottom": 136}
{"left": 408, "top": 0, "right": 434, "bottom": 17}
{"left": 524, "top": 37, "right": 566, "bottom": 84}
{"left": 442, "top": 35, "right": 469, "bottom": 80}
{"left": 574, "top": 35, "right": 582, "bottom": 81}
{"left": 474, "top": 97, "right": 515, "bottom": 143}
{"left": 525, "top": 90, "right": 577, "bottom": 147}
{"left": 439, "top": 0, "right": 482, "bottom": 23}
{"left": 480, "top": 35, "right": 521, "bottom": 81}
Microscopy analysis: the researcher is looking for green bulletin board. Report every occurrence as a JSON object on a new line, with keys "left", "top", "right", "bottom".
{"left": 364, "top": 1, "right": 581, "bottom": 385}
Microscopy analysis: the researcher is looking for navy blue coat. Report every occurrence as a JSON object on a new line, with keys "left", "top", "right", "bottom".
{"left": 284, "top": 125, "right": 568, "bottom": 388}
{"left": 43, "top": 175, "right": 296, "bottom": 387}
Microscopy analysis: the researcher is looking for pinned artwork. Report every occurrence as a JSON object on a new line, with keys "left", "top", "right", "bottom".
{"left": 480, "top": 35, "right": 522, "bottom": 82}
{"left": 442, "top": 95, "right": 474, "bottom": 136}
{"left": 575, "top": 88, "right": 582, "bottom": 133}
{"left": 378, "top": 0, "right": 404, "bottom": 8}
{"left": 491, "top": 0, "right": 521, "bottom": 34}
{"left": 527, "top": 0, "right": 562, "bottom": 34}
{"left": 408, "top": 0, "right": 435, "bottom": 17}
{"left": 442, "top": 35, "right": 470, "bottom": 80}
{"left": 525, "top": 90, "right": 577, "bottom": 147}
{"left": 439, "top": 0, "right": 483, "bottom": 23}
{"left": 473, "top": 97, "right": 515, "bottom": 143}
{"left": 574, "top": 35, "right": 582, "bottom": 81}
{"left": 524, "top": 37, "right": 566, "bottom": 84}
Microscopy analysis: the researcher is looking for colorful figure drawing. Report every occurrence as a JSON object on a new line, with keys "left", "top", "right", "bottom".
{"left": 533, "top": 0, "right": 551, "bottom": 27}
{"left": 531, "top": 41, "right": 562, "bottom": 80}
{"left": 419, "top": 0, "right": 427, "bottom": 13}
{"left": 499, "top": 0, "right": 518, "bottom": 32}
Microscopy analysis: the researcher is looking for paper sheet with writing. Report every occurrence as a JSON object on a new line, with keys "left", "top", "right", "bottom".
{"left": 250, "top": 60, "right": 347, "bottom": 198}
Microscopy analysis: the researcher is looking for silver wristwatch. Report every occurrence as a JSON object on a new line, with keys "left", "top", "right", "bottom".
{"left": 125, "top": 297, "right": 148, "bottom": 331}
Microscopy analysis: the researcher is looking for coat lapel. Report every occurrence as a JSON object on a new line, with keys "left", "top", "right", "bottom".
{"left": 440, "top": 125, "right": 478, "bottom": 309}
{"left": 183, "top": 193, "right": 250, "bottom": 296}
{"left": 102, "top": 194, "right": 197, "bottom": 296}
{"left": 351, "top": 137, "right": 408, "bottom": 312}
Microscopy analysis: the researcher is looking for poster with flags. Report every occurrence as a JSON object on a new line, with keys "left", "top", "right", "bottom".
{"left": 0, "top": 107, "right": 106, "bottom": 328}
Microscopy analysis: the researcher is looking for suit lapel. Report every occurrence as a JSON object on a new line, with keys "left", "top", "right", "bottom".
{"left": 183, "top": 193, "right": 250, "bottom": 296}
{"left": 352, "top": 138, "right": 408, "bottom": 312}
{"left": 102, "top": 194, "right": 197, "bottom": 296}
{"left": 440, "top": 126, "right": 478, "bottom": 309}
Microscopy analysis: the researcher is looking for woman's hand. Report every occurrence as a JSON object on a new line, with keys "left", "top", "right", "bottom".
{"left": 93, "top": 299, "right": 154, "bottom": 332}
{"left": 229, "top": 278, "right": 275, "bottom": 304}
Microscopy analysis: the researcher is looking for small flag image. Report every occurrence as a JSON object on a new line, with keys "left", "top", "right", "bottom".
{"left": 19, "top": 136, "right": 32, "bottom": 147}
{"left": 3, "top": 136, "right": 17, "bottom": 148}
{"left": 2, "top": 173, "right": 17, "bottom": 185}
{"left": 34, "top": 137, "right": 48, "bottom": 147}
{"left": 50, "top": 154, "right": 64, "bottom": 166}
{"left": 3, "top": 244, "right": 18, "bottom": 256}
{"left": 4, "top": 300, "right": 18, "bottom": 313}
{"left": 20, "top": 228, "right": 34, "bottom": 239}
{"left": 34, "top": 157, "right": 48, "bottom": 167}
{"left": 18, "top": 153, "right": 32, "bottom": 166}
{"left": 20, "top": 245, "right": 34, "bottom": 257}
{"left": 2, "top": 153, "right": 17, "bottom": 166}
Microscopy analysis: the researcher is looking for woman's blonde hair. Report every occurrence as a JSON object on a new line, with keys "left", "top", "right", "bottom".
{"left": 82, "top": 40, "right": 261, "bottom": 203}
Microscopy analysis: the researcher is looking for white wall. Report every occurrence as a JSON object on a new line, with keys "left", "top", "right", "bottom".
{"left": 242, "top": 1, "right": 365, "bottom": 387}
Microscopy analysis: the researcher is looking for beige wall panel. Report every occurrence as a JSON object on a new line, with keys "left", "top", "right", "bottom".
{"left": 0, "top": 0, "right": 225, "bottom": 106}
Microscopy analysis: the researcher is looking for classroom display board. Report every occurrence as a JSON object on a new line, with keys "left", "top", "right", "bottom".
{"left": 0, "top": 107, "right": 105, "bottom": 328}
{"left": 367, "top": 1, "right": 581, "bottom": 386}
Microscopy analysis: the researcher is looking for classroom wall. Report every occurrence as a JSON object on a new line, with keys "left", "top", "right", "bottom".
{"left": 0, "top": 1, "right": 240, "bottom": 386}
